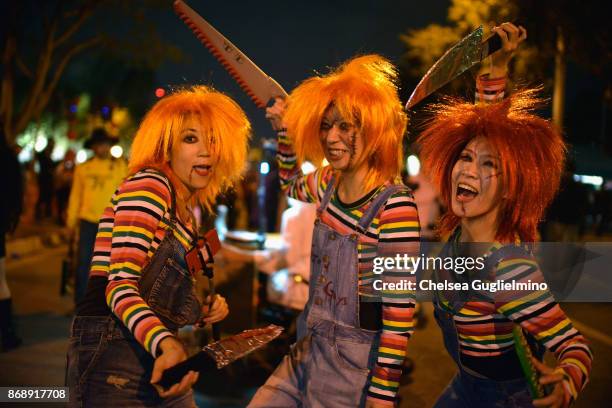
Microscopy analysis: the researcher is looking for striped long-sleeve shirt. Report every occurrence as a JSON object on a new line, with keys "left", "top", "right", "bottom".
{"left": 87, "top": 169, "right": 196, "bottom": 357}
{"left": 277, "top": 132, "right": 420, "bottom": 405}
{"left": 438, "top": 234, "right": 592, "bottom": 406}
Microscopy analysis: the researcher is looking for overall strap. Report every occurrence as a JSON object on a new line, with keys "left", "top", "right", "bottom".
{"left": 355, "top": 183, "right": 408, "bottom": 234}
{"left": 316, "top": 173, "right": 337, "bottom": 218}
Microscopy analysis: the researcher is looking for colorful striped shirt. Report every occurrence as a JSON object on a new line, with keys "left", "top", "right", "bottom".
{"left": 441, "top": 75, "right": 591, "bottom": 403}
{"left": 277, "top": 132, "right": 420, "bottom": 405}
{"left": 437, "top": 233, "right": 592, "bottom": 406}
{"left": 89, "top": 169, "right": 196, "bottom": 357}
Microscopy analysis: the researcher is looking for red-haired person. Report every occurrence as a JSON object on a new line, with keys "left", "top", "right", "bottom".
{"left": 248, "top": 55, "right": 420, "bottom": 407}
{"left": 66, "top": 86, "right": 250, "bottom": 407}
{"left": 418, "top": 90, "right": 592, "bottom": 406}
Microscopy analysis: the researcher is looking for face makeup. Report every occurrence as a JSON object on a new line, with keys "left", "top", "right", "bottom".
{"left": 170, "top": 116, "right": 215, "bottom": 192}
{"left": 450, "top": 137, "right": 502, "bottom": 221}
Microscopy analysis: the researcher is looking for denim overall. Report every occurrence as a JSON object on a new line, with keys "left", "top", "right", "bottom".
{"left": 432, "top": 238, "right": 535, "bottom": 408}
{"left": 249, "top": 178, "right": 406, "bottom": 408}
{"left": 66, "top": 173, "right": 201, "bottom": 408}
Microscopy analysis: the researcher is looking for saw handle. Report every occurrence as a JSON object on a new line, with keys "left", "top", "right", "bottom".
{"left": 157, "top": 351, "right": 216, "bottom": 389}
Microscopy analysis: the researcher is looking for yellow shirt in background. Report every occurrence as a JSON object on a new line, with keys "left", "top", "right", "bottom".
{"left": 66, "top": 157, "right": 128, "bottom": 228}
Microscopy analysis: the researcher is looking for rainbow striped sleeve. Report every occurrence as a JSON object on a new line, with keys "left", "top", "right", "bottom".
{"left": 367, "top": 189, "right": 420, "bottom": 405}
{"left": 475, "top": 74, "right": 506, "bottom": 103}
{"left": 495, "top": 257, "right": 593, "bottom": 405}
{"left": 277, "top": 129, "right": 332, "bottom": 204}
{"left": 105, "top": 173, "right": 175, "bottom": 357}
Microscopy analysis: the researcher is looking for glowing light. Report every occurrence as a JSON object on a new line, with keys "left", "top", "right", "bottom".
{"left": 17, "top": 146, "right": 33, "bottom": 164}
{"left": 101, "top": 106, "right": 111, "bottom": 116}
{"left": 407, "top": 155, "right": 420, "bottom": 176}
{"left": 271, "top": 270, "right": 289, "bottom": 292}
{"left": 69, "top": 104, "right": 77, "bottom": 114}
{"left": 301, "top": 161, "right": 316, "bottom": 175}
{"left": 76, "top": 150, "right": 88, "bottom": 164}
{"left": 155, "top": 88, "right": 166, "bottom": 98}
{"left": 110, "top": 145, "right": 123, "bottom": 158}
{"left": 34, "top": 135, "right": 48, "bottom": 152}
{"left": 574, "top": 174, "right": 604, "bottom": 187}
{"left": 322, "top": 158, "right": 329, "bottom": 166}
{"left": 260, "top": 161, "right": 270, "bottom": 175}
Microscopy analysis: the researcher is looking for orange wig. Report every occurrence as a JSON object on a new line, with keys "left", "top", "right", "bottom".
{"left": 128, "top": 85, "right": 251, "bottom": 211}
{"left": 417, "top": 89, "right": 566, "bottom": 243}
{"left": 283, "top": 54, "right": 407, "bottom": 189}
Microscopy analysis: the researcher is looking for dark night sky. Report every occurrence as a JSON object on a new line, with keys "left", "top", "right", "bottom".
{"left": 153, "top": 0, "right": 450, "bottom": 140}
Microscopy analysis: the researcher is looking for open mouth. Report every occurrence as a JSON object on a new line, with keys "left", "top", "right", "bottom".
{"left": 193, "top": 164, "right": 212, "bottom": 176}
{"left": 456, "top": 182, "right": 478, "bottom": 202}
{"left": 326, "top": 147, "right": 349, "bottom": 160}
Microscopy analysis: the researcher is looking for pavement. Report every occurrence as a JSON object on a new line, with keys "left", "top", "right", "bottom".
{"left": 1, "top": 222, "right": 611, "bottom": 407}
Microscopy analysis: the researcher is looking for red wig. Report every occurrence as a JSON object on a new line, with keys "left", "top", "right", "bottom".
{"left": 417, "top": 89, "right": 566, "bottom": 243}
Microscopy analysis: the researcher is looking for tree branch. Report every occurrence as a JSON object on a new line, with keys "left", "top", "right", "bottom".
{"left": 30, "top": 36, "right": 104, "bottom": 128}
{"left": 15, "top": 54, "right": 33, "bottom": 79}
{"left": 55, "top": 2, "right": 98, "bottom": 48}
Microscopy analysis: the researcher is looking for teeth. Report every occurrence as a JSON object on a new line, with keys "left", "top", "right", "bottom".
{"left": 458, "top": 183, "right": 477, "bottom": 193}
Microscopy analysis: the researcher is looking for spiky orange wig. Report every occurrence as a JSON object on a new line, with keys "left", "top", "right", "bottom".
{"left": 417, "top": 89, "right": 566, "bottom": 243}
{"left": 128, "top": 85, "right": 251, "bottom": 211}
{"left": 283, "top": 54, "right": 407, "bottom": 189}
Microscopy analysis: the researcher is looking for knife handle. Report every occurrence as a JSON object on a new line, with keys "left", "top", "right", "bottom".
{"left": 212, "top": 322, "right": 221, "bottom": 341}
{"left": 481, "top": 33, "right": 503, "bottom": 59}
{"left": 482, "top": 20, "right": 527, "bottom": 59}
{"left": 157, "top": 351, "right": 216, "bottom": 389}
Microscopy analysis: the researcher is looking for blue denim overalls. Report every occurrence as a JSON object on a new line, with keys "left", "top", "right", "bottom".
{"left": 66, "top": 172, "right": 201, "bottom": 408}
{"left": 249, "top": 177, "right": 406, "bottom": 408}
{"left": 432, "top": 236, "right": 535, "bottom": 408}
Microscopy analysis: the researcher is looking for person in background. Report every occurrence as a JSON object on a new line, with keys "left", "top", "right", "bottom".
{"left": 35, "top": 138, "right": 56, "bottom": 220}
{"left": 55, "top": 149, "right": 76, "bottom": 225}
{"left": 0, "top": 124, "right": 24, "bottom": 351}
{"left": 222, "top": 197, "right": 317, "bottom": 312}
{"left": 66, "top": 128, "right": 128, "bottom": 304}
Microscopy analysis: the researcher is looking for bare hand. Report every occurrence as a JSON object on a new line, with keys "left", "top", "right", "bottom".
{"left": 197, "top": 294, "right": 229, "bottom": 326}
{"left": 488, "top": 22, "right": 527, "bottom": 77}
{"left": 531, "top": 357, "right": 569, "bottom": 408}
{"left": 151, "top": 337, "right": 199, "bottom": 398}
{"left": 265, "top": 97, "right": 287, "bottom": 131}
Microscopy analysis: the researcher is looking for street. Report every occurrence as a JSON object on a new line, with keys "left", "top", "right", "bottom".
{"left": 1, "top": 242, "right": 610, "bottom": 407}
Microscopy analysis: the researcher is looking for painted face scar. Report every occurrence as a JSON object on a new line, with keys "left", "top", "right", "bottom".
{"left": 347, "top": 130, "right": 357, "bottom": 168}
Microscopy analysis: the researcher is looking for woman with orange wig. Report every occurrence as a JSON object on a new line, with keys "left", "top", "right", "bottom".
{"left": 418, "top": 90, "right": 592, "bottom": 407}
{"left": 66, "top": 85, "right": 250, "bottom": 407}
{"left": 248, "top": 55, "right": 421, "bottom": 407}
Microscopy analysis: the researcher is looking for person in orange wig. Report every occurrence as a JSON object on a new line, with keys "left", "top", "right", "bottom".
{"left": 417, "top": 90, "right": 592, "bottom": 407}
{"left": 249, "top": 54, "right": 421, "bottom": 407}
{"left": 66, "top": 85, "right": 249, "bottom": 407}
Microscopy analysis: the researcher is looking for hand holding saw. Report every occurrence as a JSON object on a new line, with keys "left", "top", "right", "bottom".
{"left": 173, "top": 0, "right": 288, "bottom": 107}
{"left": 174, "top": 1, "right": 509, "bottom": 125}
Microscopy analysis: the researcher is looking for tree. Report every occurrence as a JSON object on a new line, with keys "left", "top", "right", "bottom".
{"left": 400, "top": 0, "right": 611, "bottom": 135}
{"left": 0, "top": 0, "right": 183, "bottom": 144}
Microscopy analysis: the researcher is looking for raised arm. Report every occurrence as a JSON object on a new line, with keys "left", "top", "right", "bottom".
{"left": 267, "top": 97, "right": 331, "bottom": 204}
{"left": 475, "top": 22, "right": 527, "bottom": 103}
